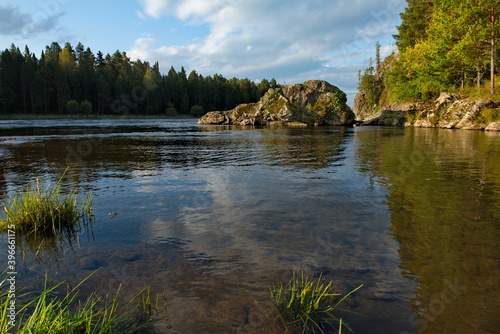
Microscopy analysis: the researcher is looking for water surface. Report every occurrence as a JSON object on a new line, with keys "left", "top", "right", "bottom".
{"left": 1, "top": 119, "right": 499, "bottom": 333}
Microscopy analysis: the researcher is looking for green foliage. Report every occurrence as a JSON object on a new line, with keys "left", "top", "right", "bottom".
{"left": 80, "top": 100, "right": 92, "bottom": 114}
{"left": 375, "top": 41, "right": 381, "bottom": 72}
{"left": 65, "top": 100, "right": 80, "bottom": 114}
{"left": 269, "top": 271, "right": 362, "bottom": 334}
{"left": 358, "top": 58, "right": 382, "bottom": 106}
{"left": 0, "top": 271, "right": 165, "bottom": 333}
{"left": 394, "top": 0, "right": 434, "bottom": 52}
{"left": 165, "top": 103, "right": 178, "bottom": 116}
{"left": 460, "top": 77, "right": 500, "bottom": 101}
{"left": 65, "top": 100, "right": 93, "bottom": 114}
{"left": 389, "top": 0, "right": 500, "bottom": 101}
{"left": 405, "top": 111, "right": 419, "bottom": 124}
{"left": 475, "top": 107, "right": 500, "bottom": 124}
{"left": 268, "top": 91, "right": 278, "bottom": 100}
{"left": 0, "top": 42, "right": 275, "bottom": 116}
{"left": 0, "top": 173, "right": 93, "bottom": 235}
{"left": 190, "top": 105, "right": 204, "bottom": 117}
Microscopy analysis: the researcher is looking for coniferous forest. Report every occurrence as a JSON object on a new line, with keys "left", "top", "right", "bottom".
{"left": 0, "top": 42, "right": 279, "bottom": 116}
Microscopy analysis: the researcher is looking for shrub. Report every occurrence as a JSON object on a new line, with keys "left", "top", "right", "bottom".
{"left": 66, "top": 100, "right": 80, "bottom": 114}
{"left": 190, "top": 105, "right": 204, "bottom": 117}
{"left": 80, "top": 100, "right": 93, "bottom": 114}
{"left": 165, "top": 103, "right": 178, "bottom": 117}
{"left": 475, "top": 107, "right": 500, "bottom": 124}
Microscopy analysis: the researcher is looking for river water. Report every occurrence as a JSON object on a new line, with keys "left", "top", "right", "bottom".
{"left": 0, "top": 119, "right": 499, "bottom": 333}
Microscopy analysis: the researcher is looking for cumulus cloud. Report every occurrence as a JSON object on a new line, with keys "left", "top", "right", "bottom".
{"left": 0, "top": 4, "right": 31, "bottom": 35}
{"left": 134, "top": 0, "right": 405, "bottom": 105}
{"left": 0, "top": 3, "right": 62, "bottom": 38}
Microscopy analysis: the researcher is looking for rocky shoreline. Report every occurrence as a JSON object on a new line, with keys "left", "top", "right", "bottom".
{"left": 354, "top": 54, "right": 500, "bottom": 132}
{"left": 357, "top": 92, "right": 500, "bottom": 131}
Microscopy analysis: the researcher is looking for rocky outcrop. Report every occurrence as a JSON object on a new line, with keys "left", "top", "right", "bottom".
{"left": 358, "top": 92, "right": 500, "bottom": 131}
{"left": 354, "top": 51, "right": 500, "bottom": 130}
{"left": 361, "top": 102, "right": 428, "bottom": 126}
{"left": 485, "top": 122, "right": 500, "bottom": 131}
{"left": 353, "top": 91, "right": 373, "bottom": 121}
{"left": 198, "top": 80, "right": 355, "bottom": 126}
{"left": 354, "top": 54, "right": 398, "bottom": 121}
{"left": 408, "top": 93, "right": 500, "bottom": 130}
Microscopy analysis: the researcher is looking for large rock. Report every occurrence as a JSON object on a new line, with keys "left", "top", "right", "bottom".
{"left": 485, "top": 121, "right": 500, "bottom": 131}
{"left": 409, "top": 93, "right": 500, "bottom": 130}
{"left": 198, "top": 80, "right": 355, "bottom": 126}
{"left": 361, "top": 102, "right": 427, "bottom": 126}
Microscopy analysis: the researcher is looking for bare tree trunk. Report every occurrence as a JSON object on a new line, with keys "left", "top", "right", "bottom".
{"left": 22, "top": 86, "right": 27, "bottom": 114}
{"left": 478, "top": 69, "right": 482, "bottom": 91}
{"left": 30, "top": 83, "right": 35, "bottom": 114}
{"left": 491, "top": 5, "right": 496, "bottom": 95}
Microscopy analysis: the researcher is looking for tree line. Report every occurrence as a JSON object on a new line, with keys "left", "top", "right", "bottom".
{"left": 360, "top": 0, "right": 500, "bottom": 103}
{"left": 0, "top": 42, "right": 279, "bottom": 116}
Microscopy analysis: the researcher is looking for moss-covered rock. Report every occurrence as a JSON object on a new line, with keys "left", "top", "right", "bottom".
{"left": 198, "top": 80, "right": 355, "bottom": 126}
{"left": 359, "top": 92, "right": 500, "bottom": 130}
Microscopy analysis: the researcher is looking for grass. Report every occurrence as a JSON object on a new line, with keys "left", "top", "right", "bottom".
{"left": 475, "top": 107, "right": 500, "bottom": 124}
{"left": 270, "top": 271, "right": 362, "bottom": 334}
{"left": 459, "top": 77, "right": 500, "bottom": 102}
{"left": 0, "top": 173, "right": 94, "bottom": 236}
{"left": 0, "top": 271, "right": 165, "bottom": 333}
{"left": 405, "top": 111, "right": 419, "bottom": 124}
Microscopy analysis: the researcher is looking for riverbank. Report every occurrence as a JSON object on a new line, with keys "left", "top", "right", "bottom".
{"left": 358, "top": 92, "right": 500, "bottom": 131}
{"left": 0, "top": 114, "right": 197, "bottom": 120}
{"left": 354, "top": 54, "right": 500, "bottom": 131}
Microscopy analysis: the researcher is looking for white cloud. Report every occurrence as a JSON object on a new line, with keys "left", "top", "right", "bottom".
{"left": 0, "top": 3, "right": 63, "bottom": 38}
{"left": 0, "top": 4, "right": 31, "bottom": 35}
{"left": 138, "top": 0, "right": 233, "bottom": 20}
{"left": 134, "top": 0, "right": 405, "bottom": 106}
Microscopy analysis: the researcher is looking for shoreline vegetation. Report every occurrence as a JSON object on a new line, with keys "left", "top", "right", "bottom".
{"left": 354, "top": 1, "right": 500, "bottom": 130}
{"left": 0, "top": 171, "right": 93, "bottom": 235}
{"left": 0, "top": 113, "right": 198, "bottom": 120}
{"left": 0, "top": 270, "right": 165, "bottom": 333}
{"left": 270, "top": 272, "right": 362, "bottom": 334}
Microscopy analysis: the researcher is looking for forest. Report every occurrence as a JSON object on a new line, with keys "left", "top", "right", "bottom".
{"left": 0, "top": 42, "right": 278, "bottom": 116}
{"left": 359, "top": 0, "right": 500, "bottom": 104}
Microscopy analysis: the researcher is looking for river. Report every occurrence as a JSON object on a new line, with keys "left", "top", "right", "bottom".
{"left": 0, "top": 119, "right": 498, "bottom": 333}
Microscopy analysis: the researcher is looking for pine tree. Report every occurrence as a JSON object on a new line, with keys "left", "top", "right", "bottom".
{"left": 394, "top": 0, "right": 434, "bottom": 52}
{"left": 375, "top": 41, "right": 381, "bottom": 72}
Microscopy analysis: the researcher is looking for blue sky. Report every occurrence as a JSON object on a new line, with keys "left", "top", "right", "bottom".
{"left": 0, "top": 0, "right": 405, "bottom": 106}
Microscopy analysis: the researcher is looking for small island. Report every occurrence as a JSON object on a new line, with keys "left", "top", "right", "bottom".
{"left": 198, "top": 80, "right": 355, "bottom": 126}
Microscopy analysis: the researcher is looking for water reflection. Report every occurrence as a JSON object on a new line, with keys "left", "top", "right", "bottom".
{"left": 354, "top": 127, "right": 500, "bottom": 333}
{"left": 1, "top": 120, "right": 499, "bottom": 333}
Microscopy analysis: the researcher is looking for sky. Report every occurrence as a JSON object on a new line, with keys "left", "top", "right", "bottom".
{"left": 0, "top": 0, "right": 406, "bottom": 106}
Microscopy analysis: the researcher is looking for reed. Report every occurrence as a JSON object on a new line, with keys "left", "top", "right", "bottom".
{"left": 270, "top": 271, "right": 362, "bottom": 334}
{"left": 1, "top": 271, "right": 165, "bottom": 333}
{"left": 0, "top": 173, "right": 93, "bottom": 236}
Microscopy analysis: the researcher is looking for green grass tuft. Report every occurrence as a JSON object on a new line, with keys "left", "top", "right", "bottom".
{"left": 270, "top": 271, "right": 362, "bottom": 334}
{"left": 1, "top": 271, "right": 166, "bottom": 333}
{"left": 0, "top": 172, "right": 94, "bottom": 236}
